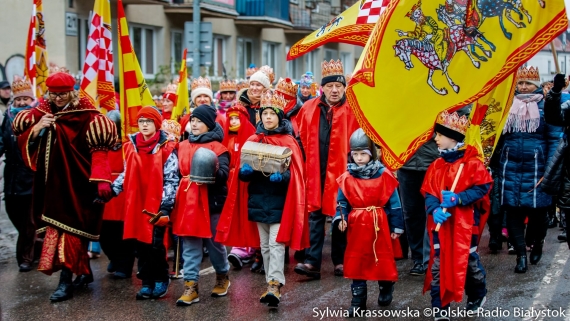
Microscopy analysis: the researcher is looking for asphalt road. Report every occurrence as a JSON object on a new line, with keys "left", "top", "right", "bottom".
{"left": 0, "top": 217, "right": 569, "bottom": 321}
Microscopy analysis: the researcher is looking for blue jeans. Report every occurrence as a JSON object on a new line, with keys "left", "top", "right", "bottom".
{"left": 181, "top": 213, "right": 229, "bottom": 282}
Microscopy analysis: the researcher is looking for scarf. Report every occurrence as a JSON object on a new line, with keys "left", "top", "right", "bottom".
{"left": 438, "top": 141, "right": 464, "bottom": 154}
{"left": 8, "top": 105, "right": 32, "bottom": 121}
{"left": 347, "top": 160, "right": 382, "bottom": 179}
{"left": 218, "top": 100, "right": 233, "bottom": 116}
{"left": 135, "top": 131, "right": 161, "bottom": 154}
{"left": 503, "top": 94, "right": 542, "bottom": 134}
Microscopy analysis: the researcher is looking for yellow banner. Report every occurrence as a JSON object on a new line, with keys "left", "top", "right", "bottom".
{"left": 347, "top": 0, "right": 567, "bottom": 170}
{"left": 172, "top": 48, "right": 189, "bottom": 121}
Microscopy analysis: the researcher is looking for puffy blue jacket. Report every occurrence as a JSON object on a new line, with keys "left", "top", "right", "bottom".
{"left": 496, "top": 88, "right": 563, "bottom": 209}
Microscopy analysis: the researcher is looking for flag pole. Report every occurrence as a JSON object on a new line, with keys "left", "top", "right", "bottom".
{"left": 551, "top": 42, "right": 561, "bottom": 74}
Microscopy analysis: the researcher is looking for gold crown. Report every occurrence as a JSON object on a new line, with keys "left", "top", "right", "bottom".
{"left": 516, "top": 66, "right": 540, "bottom": 83}
{"left": 406, "top": 0, "right": 422, "bottom": 18}
{"left": 321, "top": 59, "right": 344, "bottom": 78}
{"left": 236, "top": 81, "right": 249, "bottom": 91}
{"left": 436, "top": 110, "right": 469, "bottom": 136}
{"left": 246, "top": 66, "right": 258, "bottom": 78}
{"left": 11, "top": 75, "right": 34, "bottom": 97}
{"left": 48, "top": 63, "right": 70, "bottom": 75}
{"left": 275, "top": 77, "right": 298, "bottom": 99}
{"left": 259, "top": 65, "right": 275, "bottom": 84}
{"left": 164, "top": 81, "right": 178, "bottom": 94}
{"left": 260, "top": 90, "right": 287, "bottom": 111}
{"left": 191, "top": 77, "right": 211, "bottom": 91}
{"left": 219, "top": 79, "right": 237, "bottom": 92}
{"left": 161, "top": 119, "right": 181, "bottom": 142}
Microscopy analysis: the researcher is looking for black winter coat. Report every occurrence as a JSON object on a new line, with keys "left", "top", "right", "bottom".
{"left": 0, "top": 108, "right": 34, "bottom": 195}
{"left": 239, "top": 120, "right": 294, "bottom": 224}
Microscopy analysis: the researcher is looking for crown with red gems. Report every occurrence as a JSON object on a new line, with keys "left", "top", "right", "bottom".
{"left": 11, "top": 75, "right": 34, "bottom": 98}
{"left": 246, "top": 66, "right": 258, "bottom": 78}
{"left": 436, "top": 110, "right": 469, "bottom": 136}
{"left": 275, "top": 77, "right": 298, "bottom": 99}
{"left": 516, "top": 66, "right": 540, "bottom": 84}
{"left": 321, "top": 60, "right": 344, "bottom": 78}
{"left": 191, "top": 76, "right": 211, "bottom": 91}
{"left": 259, "top": 65, "right": 275, "bottom": 84}
{"left": 260, "top": 90, "right": 287, "bottom": 111}
{"left": 219, "top": 79, "right": 237, "bottom": 92}
{"left": 405, "top": 0, "right": 422, "bottom": 18}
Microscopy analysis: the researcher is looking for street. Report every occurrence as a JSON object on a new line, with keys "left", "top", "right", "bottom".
{"left": 0, "top": 207, "right": 569, "bottom": 321}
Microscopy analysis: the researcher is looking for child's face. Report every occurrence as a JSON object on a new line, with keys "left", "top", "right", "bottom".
{"left": 229, "top": 115, "right": 240, "bottom": 128}
{"left": 435, "top": 132, "right": 457, "bottom": 150}
{"left": 352, "top": 150, "right": 371, "bottom": 166}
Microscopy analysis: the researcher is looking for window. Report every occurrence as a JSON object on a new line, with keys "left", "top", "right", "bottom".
{"left": 171, "top": 30, "right": 183, "bottom": 74}
{"left": 69, "top": 0, "right": 74, "bottom": 8}
{"left": 340, "top": 52, "right": 352, "bottom": 76}
{"left": 130, "top": 25, "right": 156, "bottom": 77}
{"left": 213, "top": 35, "right": 227, "bottom": 78}
{"left": 237, "top": 37, "right": 254, "bottom": 79}
{"left": 263, "top": 41, "right": 279, "bottom": 75}
{"left": 78, "top": 17, "right": 90, "bottom": 71}
{"left": 286, "top": 46, "right": 299, "bottom": 80}
{"left": 548, "top": 61, "right": 552, "bottom": 74}
{"left": 562, "top": 60, "right": 566, "bottom": 74}
{"left": 324, "top": 49, "right": 338, "bottom": 62}
{"left": 304, "top": 48, "right": 319, "bottom": 75}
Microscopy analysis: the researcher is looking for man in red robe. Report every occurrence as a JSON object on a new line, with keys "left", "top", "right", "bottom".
{"left": 294, "top": 60, "right": 359, "bottom": 279}
{"left": 12, "top": 71, "right": 117, "bottom": 302}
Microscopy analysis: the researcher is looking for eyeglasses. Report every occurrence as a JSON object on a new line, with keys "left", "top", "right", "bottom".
{"left": 49, "top": 92, "right": 69, "bottom": 99}
{"left": 138, "top": 119, "right": 154, "bottom": 125}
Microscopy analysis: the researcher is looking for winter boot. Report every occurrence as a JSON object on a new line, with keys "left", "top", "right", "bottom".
{"left": 529, "top": 239, "right": 544, "bottom": 264}
{"left": 211, "top": 273, "right": 230, "bottom": 297}
{"left": 348, "top": 284, "right": 367, "bottom": 318}
{"left": 49, "top": 268, "right": 74, "bottom": 302}
{"left": 488, "top": 234, "right": 501, "bottom": 254}
{"left": 262, "top": 279, "right": 282, "bottom": 307}
{"left": 72, "top": 264, "right": 94, "bottom": 289}
{"left": 176, "top": 280, "right": 199, "bottom": 306}
{"left": 514, "top": 255, "right": 528, "bottom": 273}
{"left": 377, "top": 282, "right": 394, "bottom": 306}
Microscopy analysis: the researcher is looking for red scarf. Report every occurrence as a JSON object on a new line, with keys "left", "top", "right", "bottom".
{"left": 135, "top": 131, "right": 161, "bottom": 154}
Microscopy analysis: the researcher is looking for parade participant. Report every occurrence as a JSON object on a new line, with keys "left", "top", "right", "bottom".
{"left": 218, "top": 79, "right": 238, "bottom": 117}
{"left": 246, "top": 64, "right": 257, "bottom": 81}
{"left": 0, "top": 76, "right": 36, "bottom": 272}
{"left": 422, "top": 111, "right": 492, "bottom": 319}
{"left": 173, "top": 105, "right": 231, "bottom": 306}
{"left": 497, "top": 66, "right": 562, "bottom": 273}
{"left": 337, "top": 129, "right": 404, "bottom": 317}
{"left": 216, "top": 103, "right": 258, "bottom": 269}
{"left": 238, "top": 65, "right": 274, "bottom": 126}
{"left": 237, "top": 90, "right": 308, "bottom": 307}
{"left": 111, "top": 106, "right": 179, "bottom": 300}
{"left": 0, "top": 80, "right": 11, "bottom": 115}
{"left": 162, "top": 82, "right": 178, "bottom": 121}
{"left": 99, "top": 110, "right": 135, "bottom": 279}
{"left": 12, "top": 70, "right": 117, "bottom": 302}
{"left": 274, "top": 78, "right": 299, "bottom": 135}
{"left": 286, "top": 72, "right": 316, "bottom": 134}
{"left": 295, "top": 60, "right": 359, "bottom": 279}
{"left": 180, "top": 77, "right": 225, "bottom": 136}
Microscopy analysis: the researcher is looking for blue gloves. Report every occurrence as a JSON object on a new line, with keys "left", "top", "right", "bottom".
{"left": 433, "top": 207, "right": 451, "bottom": 225}
{"left": 441, "top": 190, "right": 460, "bottom": 208}
{"left": 240, "top": 163, "right": 254, "bottom": 176}
{"left": 270, "top": 172, "right": 283, "bottom": 183}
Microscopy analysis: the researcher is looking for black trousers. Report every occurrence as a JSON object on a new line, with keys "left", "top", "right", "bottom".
{"left": 305, "top": 210, "right": 346, "bottom": 269}
{"left": 99, "top": 220, "right": 135, "bottom": 275}
{"left": 136, "top": 226, "right": 169, "bottom": 284}
{"left": 505, "top": 207, "right": 548, "bottom": 257}
{"left": 398, "top": 169, "right": 429, "bottom": 264}
{"left": 5, "top": 194, "right": 36, "bottom": 266}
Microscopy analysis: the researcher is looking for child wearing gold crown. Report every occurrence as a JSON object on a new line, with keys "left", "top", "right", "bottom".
{"left": 421, "top": 110, "right": 492, "bottom": 321}
{"left": 336, "top": 128, "right": 404, "bottom": 318}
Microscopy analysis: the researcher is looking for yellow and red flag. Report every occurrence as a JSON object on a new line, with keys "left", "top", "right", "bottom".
{"left": 171, "top": 48, "right": 189, "bottom": 121}
{"left": 24, "top": 0, "right": 49, "bottom": 98}
{"left": 117, "top": 0, "right": 154, "bottom": 141}
{"left": 79, "top": 0, "right": 115, "bottom": 112}
{"left": 347, "top": 0, "right": 567, "bottom": 170}
{"left": 287, "top": 0, "right": 390, "bottom": 60}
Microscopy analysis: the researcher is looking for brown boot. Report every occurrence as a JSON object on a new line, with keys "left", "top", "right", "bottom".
{"left": 176, "top": 280, "right": 199, "bottom": 306}
{"left": 264, "top": 279, "right": 282, "bottom": 307}
{"left": 211, "top": 273, "right": 230, "bottom": 297}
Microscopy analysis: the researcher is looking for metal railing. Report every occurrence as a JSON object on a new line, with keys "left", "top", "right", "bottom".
{"left": 236, "top": 0, "right": 289, "bottom": 21}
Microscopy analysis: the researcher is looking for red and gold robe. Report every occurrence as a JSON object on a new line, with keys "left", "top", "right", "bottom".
{"left": 103, "top": 146, "right": 126, "bottom": 221}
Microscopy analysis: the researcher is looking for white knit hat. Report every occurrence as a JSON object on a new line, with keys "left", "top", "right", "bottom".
{"left": 191, "top": 87, "right": 213, "bottom": 104}
{"left": 249, "top": 70, "right": 270, "bottom": 89}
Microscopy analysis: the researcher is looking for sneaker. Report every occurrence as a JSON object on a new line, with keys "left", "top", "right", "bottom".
{"left": 264, "top": 279, "right": 282, "bottom": 307}
{"left": 466, "top": 296, "right": 486, "bottom": 312}
{"left": 409, "top": 263, "right": 425, "bottom": 276}
{"left": 507, "top": 243, "right": 516, "bottom": 255}
{"left": 211, "top": 273, "right": 230, "bottom": 297}
{"left": 152, "top": 280, "right": 170, "bottom": 298}
{"left": 434, "top": 311, "right": 450, "bottom": 321}
{"left": 136, "top": 285, "right": 153, "bottom": 300}
{"left": 228, "top": 253, "right": 243, "bottom": 269}
{"left": 294, "top": 263, "right": 321, "bottom": 279}
{"left": 19, "top": 263, "right": 32, "bottom": 272}
{"left": 176, "top": 280, "right": 200, "bottom": 306}
{"left": 558, "top": 232, "right": 567, "bottom": 242}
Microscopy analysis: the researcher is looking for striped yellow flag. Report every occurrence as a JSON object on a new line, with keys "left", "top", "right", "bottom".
{"left": 171, "top": 48, "right": 189, "bottom": 121}
{"left": 117, "top": 0, "right": 154, "bottom": 141}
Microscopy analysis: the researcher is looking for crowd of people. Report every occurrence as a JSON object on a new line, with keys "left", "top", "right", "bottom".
{"left": 0, "top": 61, "right": 569, "bottom": 321}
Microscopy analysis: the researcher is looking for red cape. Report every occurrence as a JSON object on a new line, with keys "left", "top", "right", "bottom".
{"left": 171, "top": 140, "right": 228, "bottom": 238}
{"left": 103, "top": 146, "right": 126, "bottom": 221}
{"left": 421, "top": 147, "right": 492, "bottom": 307}
{"left": 337, "top": 170, "right": 401, "bottom": 281}
{"left": 218, "top": 131, "right": 309, "bottom": 250}
{"left": 297, "top": 97, "right": 359, "bottom": 216}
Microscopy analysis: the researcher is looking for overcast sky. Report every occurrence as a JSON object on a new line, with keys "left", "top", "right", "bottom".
{"left": 566, "top": 0, "right": 570, "bottom": 18}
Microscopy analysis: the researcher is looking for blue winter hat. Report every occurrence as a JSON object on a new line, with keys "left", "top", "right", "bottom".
{"left": 299, "top": 72, "right": 314, "bottom": 88}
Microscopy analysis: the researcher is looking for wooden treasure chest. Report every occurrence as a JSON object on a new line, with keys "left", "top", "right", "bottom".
{"left": 240, "top": 141, "right": 292, "bottom": 175}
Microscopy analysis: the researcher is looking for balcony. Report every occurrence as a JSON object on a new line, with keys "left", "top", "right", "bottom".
{"left": 235, "top": 0, "right": 292, "bottom": 29}
{"left": 289, "top": 5, "right": 312, "bottom": 32}
{"left": 163, "top": 0, "right": 239, "bottom": 18}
